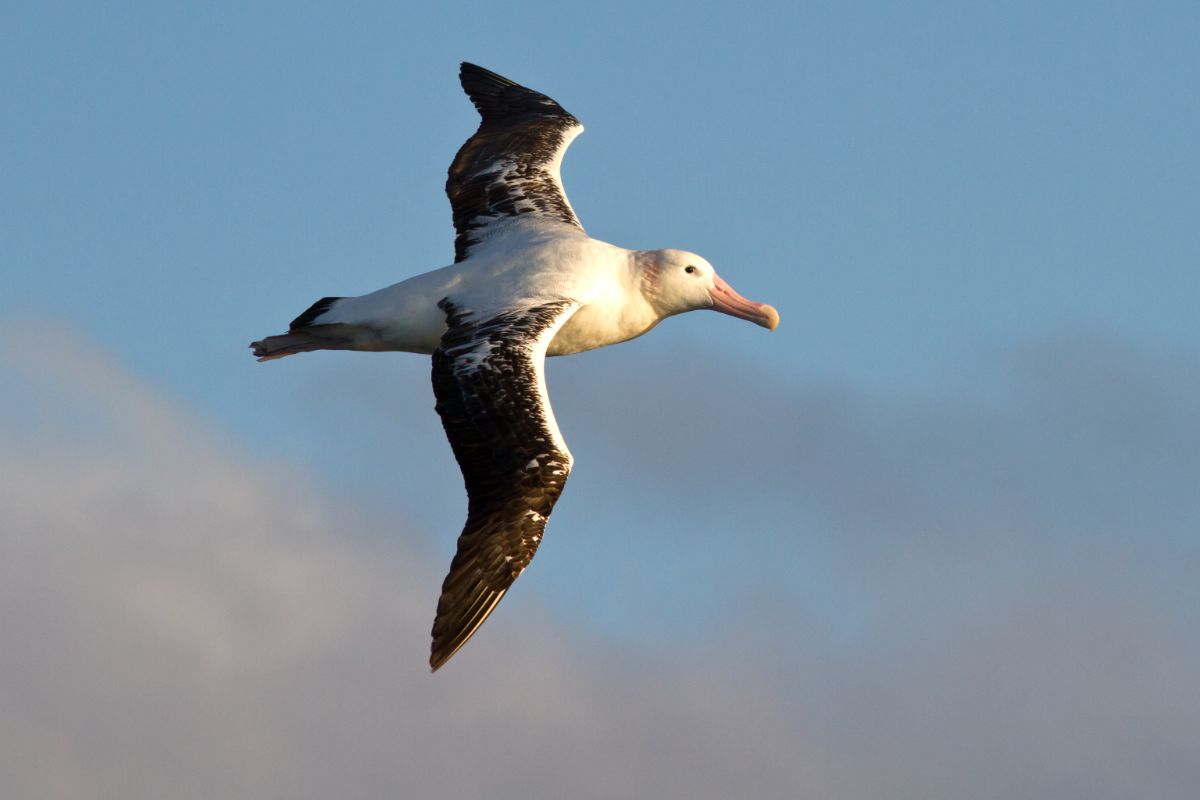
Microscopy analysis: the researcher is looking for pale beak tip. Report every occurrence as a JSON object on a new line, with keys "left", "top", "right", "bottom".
{"left": 761, "top": 304, "right": 780, "bottom": 331}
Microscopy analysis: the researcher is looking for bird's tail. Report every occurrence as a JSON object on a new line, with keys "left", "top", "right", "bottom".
{"left": 250, "top": 296, "right": 354, "bottom": 361}
{"left": 250, "top": 329, "right": 354, "bottom": 361}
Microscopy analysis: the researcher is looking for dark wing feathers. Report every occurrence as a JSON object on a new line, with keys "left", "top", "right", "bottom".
{"left": 428, "top": 299, "right": 578, "bottom": 671}
{"left": 458, "top": 62, "right": 573, "bottom": 123}
{"left": 447, "top": 63, "right": 584, "bottom": 262}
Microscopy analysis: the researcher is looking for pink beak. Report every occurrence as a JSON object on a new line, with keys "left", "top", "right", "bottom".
{"left": 708, "top": 274, "right": 780, "bottom": 331}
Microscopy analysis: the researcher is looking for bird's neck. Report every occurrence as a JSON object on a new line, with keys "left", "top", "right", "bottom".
{"left": 631, "top": 250, "right": 672, "bottom": 318}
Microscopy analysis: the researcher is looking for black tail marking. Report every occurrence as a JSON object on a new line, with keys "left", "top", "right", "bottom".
{"left": 290, "top": 296, "right": 343, "bottom": 330}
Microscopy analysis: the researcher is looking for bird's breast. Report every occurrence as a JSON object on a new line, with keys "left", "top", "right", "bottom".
{"left": 548, "top": 295, "right": 660, "bottom": 355}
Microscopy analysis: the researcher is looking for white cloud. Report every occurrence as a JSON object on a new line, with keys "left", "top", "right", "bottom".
{"left": 1, "top": 323, "right": 1197, "bottom": 799}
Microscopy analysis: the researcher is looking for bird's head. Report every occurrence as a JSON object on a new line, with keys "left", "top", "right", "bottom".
{"left": 640, "top": 249, "right": 779, "bottom": 331}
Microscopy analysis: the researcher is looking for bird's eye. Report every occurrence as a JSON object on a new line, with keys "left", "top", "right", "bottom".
{"left": 684, "top": 265, "right": 697, "bottom": 275}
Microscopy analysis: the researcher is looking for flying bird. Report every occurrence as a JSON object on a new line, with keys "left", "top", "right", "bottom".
{"left": 251, "top": 63, "right": 779, "bottom": 671}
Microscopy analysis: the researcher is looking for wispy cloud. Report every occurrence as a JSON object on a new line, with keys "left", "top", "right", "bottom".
{"left": 1, "top": 323, "right": 1197, "bottom": 799}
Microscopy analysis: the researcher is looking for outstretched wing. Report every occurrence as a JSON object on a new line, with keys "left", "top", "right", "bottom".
{"left": 428, "top": 298, "right": 580, "bottom": 670}
{"left": 447, "top": 63, "right": 585, "bottom": 263}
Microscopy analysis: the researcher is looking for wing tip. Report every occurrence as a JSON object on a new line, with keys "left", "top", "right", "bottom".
{"left": 428, "top": 644, "right": 460, "bottom": 673}
{"left": 428, "top": 588, "right": 507, "bottom": 673}
{"left": 456, "top": 62, "right": 576, "bottom": 124}
{"left": 459, "top": 61, "right": 511, "bottom": 85}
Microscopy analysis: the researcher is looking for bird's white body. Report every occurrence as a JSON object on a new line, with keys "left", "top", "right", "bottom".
{"left": 318, "top": 223, "right": 664, "bottom": 357}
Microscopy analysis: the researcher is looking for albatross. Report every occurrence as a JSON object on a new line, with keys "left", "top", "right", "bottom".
{"left": 251, "top": 63, "right": 779, "bottom": 671}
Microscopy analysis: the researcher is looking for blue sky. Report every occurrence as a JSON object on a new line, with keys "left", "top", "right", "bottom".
{"left": 3, "top": 2, "right": 1198, "bottom": 797}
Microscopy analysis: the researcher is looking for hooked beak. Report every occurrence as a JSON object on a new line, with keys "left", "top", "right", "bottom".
{"left": 708, "top": 274, "right": 780, "bottom": 331}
